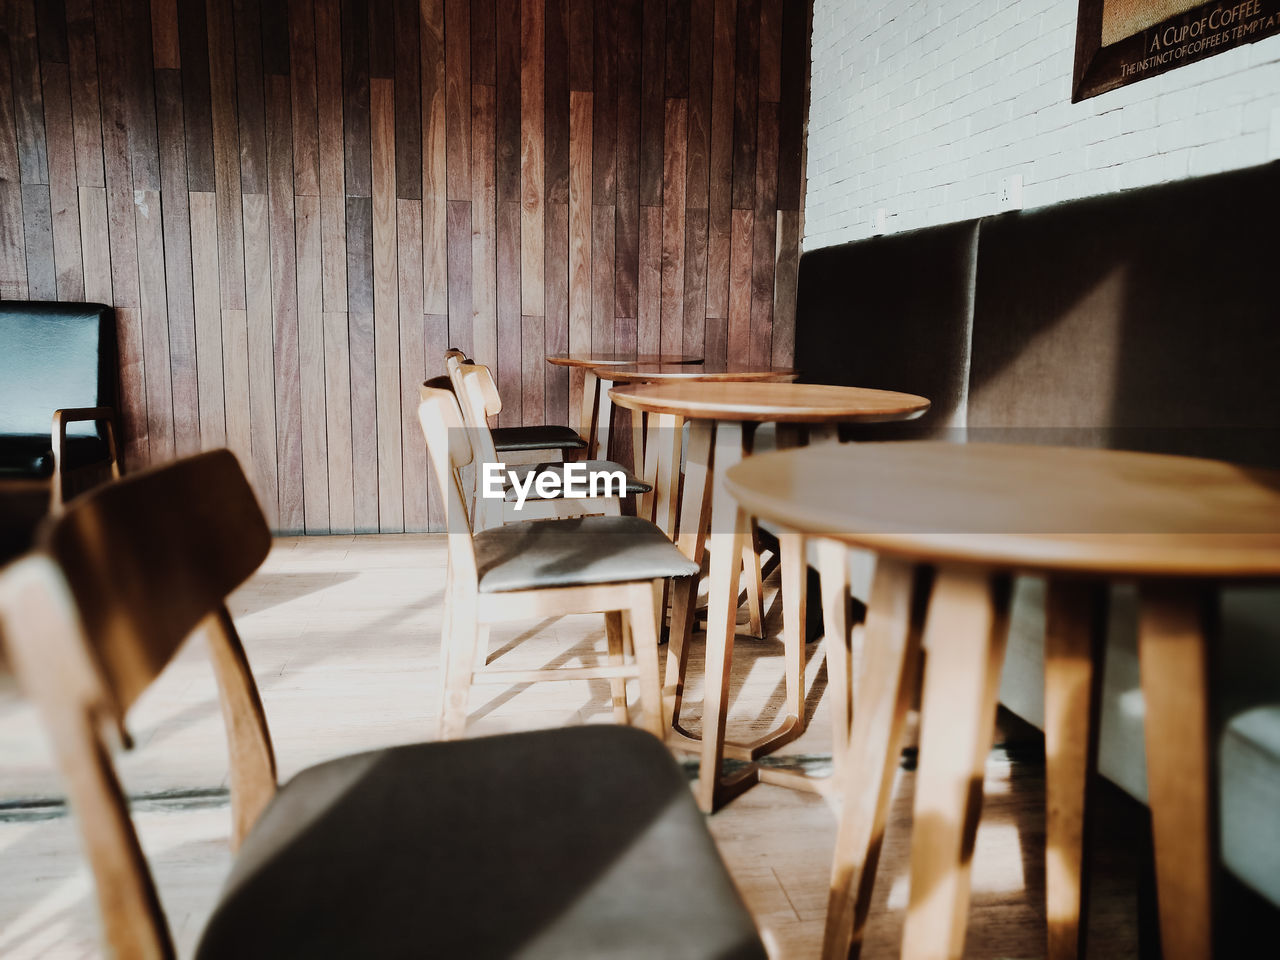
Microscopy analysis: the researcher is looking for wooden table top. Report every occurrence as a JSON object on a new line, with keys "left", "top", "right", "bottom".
{"left": 595, "top": 362, "right": 799, "bottom": 384}
{"left": 545, "top": 352, "right": 704, "bottom": 367}
{"left": 724, "top": 442, "right": 1280, "bottom": 578}
{"left": 608, "top": 380, "right": 929, "bottom": 422}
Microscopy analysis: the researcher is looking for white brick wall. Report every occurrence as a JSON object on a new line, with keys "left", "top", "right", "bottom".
{"left": 804, "top": 0, "right": 1280, "bottom": 248}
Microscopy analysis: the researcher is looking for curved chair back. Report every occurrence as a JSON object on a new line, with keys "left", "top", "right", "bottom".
{"left": 0, "top": 449, "right": 278, "bottom": 959}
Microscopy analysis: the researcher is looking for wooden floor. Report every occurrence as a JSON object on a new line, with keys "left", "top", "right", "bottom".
{"left": 0, "top": 534, "right": 1153, "bottom": 958}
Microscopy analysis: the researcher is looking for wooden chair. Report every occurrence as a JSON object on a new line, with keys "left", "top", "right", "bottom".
{"left": 418, "top": 385, "right": 698, "bottom": 740}
{"left": 0, "top": 449, "right": 765, "bottom": 960}
{"left": 451, "top": 362, "right": 651, "bottom": 529}
{"left": 444, "top": 348, "right": 587, "bottom": 463}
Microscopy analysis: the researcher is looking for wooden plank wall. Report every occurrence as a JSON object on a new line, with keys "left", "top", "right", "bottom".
{"left": 0, "top": 0, "right": 811, "bottom": 533}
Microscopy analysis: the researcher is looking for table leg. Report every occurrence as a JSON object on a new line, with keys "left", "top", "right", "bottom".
{"left": 1138, "top": 581, "right": 1217, "bottom": 960}
{"left": 901, "top": 567, "right": 1011, "bottom": 960}
{"left": 1044, "top": 579, "right": 1107, "bottom": 960}
{"left": 631, "top": 408, "right": 646, "bottom": 477}
{"left": 652, "top": 413, "right": 684, "bottom": 537}
{"left": 696, "top": 421, "right": 757, "bottom": 813}
{"left": 823, "top": 557, "right": 926, "bottom": 960}
{"left": 665, "top": 420, "right": 714, "bottom": 730}
{"left": 579, "top": 369, "right": 599, "bottom": 458}
{"left": 595, "top": 377, "right": 615, "bottom": 460}
{"left": 816, "top": 538, "right": 851, "bottom": 784}
{"left": 778, "top": 531, "right": 809, "bottom": 733}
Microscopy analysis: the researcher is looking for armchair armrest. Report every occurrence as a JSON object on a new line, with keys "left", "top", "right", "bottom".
{"left": 50, "top": 407, "right": 122, "bottom": 509}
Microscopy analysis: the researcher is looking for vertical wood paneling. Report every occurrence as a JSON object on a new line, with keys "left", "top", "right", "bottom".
{"left": 41, "top": 62, "right": 83, "bottom": 300}
{"left": 156, "top": 71, "right": 199, "bottom": 457}
{"left": 727, "top": 205, "right": 752, "bottom": 362}
{"left": 1, "top": 0, "right": 809, "bottom": 532}
{"left": 730, "top": 0, "right": 758, "bottom": 210}
{"left": 637, "top": 203, "right": 661, "bottom": 354}
{"left": 77, "top": 185, "right": 111, "bottom": 302}
{"left": 268, "top": 74, "right": 304, "bottom": 531}
{"left": 346, "top": 196, "right": 378, "bottom": 532}
{"left": 135, "top": 186, "right": 175, "bottom": 462}
{"left": 659, "top": 96, "right": 686, "bottom": 356}
{"left": 21, "top": 184, "right": 55, "bottom": 298}
{"left": 243, "top": 192, "right": 280, "bottom": 528}
{"left": 750, "top": 98, "right": 777, "bottom": 367}
{"left": 590, "top": 201, "right": 613, "bottom": 352}
{"left": 496, "top": 198, "right": 522, "bottom": 425}
{"left": 444, "top": 0, "right": 469, "bottom": 199}
{"left": 394, "top": 0, "right": 421, "bottom": 199}
{"left": 295, "top": 193, "right": 329, "bottom": 532}
{"left": 445, "top": 197, "right": 472, "bottom": 352}
{"left": 372, "top": 78, "right": 404, "bottom": 531}
{"left": 543, "top": 198, "right": 569, "bottom": 424}
{"left": 207, "top": 0, "right": 247, "bottom": 311}
{"left": 9, "top": 0, "right": 48, "bottom": 185}
{"left": 176, "top": 0, "right": 214, "bottom": 191}
{"left": 190, "top": 190, "right": 226, "bottom": 447}
{"left": 323, "top": 307, "right": 355, "bottom": 532}
{"left": 422, "top": 0, "right": 449, "bottom": 314}
{"left": 288, "top": 0, "right": 320, "bottom": 196}
{"left": 567, "top": 89, "right": 591, "bottom": 417}
{"left": 470, "top": 81, "right": 496, "bottom": 363}
{"left": 397, "top": 199, "right": 428, "bottom": 531}
{"left": 315, "top": 0, "right": 347, "bottom": 310}
{"left": 520, "top": 0, "right": 544, "bottom": 316}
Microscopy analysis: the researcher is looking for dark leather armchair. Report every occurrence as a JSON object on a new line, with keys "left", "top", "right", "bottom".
{"left": 0, "top": 301, "right": 120, "bottom": 510}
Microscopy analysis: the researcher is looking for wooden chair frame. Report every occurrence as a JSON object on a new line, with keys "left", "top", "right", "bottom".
{"left": 49, "top": 406, "right": 122, "bottom": 510}
{"left": 0, "top": 450, "right": 276, "bottom": 960}
{"left": 450, "top": 362, "right": 623, "bottom": 529}
{"left": 418, "top": 386, "right": 666, "bottom": 741}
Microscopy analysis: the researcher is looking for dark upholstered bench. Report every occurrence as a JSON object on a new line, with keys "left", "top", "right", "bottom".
{"left": 0, "top": 301, "right": 119, "bottom": 560}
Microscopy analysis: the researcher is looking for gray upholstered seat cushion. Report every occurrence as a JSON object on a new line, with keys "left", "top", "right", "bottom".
{"left": 195, "top": 726, "right": 764, "bottom": 960}
{"left": 503, "top": 460, "right": 651, "bottom": 501}
{"left": 473, "top": 516, "right": 698, "bottom": 593}
{"left": 491, "top": 423, "right": 588, "bottom": 452}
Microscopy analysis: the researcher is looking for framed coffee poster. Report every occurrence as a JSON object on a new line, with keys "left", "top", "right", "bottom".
{"left": 1073, "top": 0, "right": 1280, "bottom": 100}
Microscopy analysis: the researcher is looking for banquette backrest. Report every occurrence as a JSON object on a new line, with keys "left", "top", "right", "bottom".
{"left": 793, "top": 161, "right": 1280, "bottom": 467}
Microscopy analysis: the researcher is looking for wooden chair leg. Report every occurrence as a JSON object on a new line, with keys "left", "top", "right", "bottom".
{"left": 439, "top": 596, "right": 480, "bottom": 740}
{"left": 778, "top": 531, "right": 809, "bottom": 731}
{"left": 437, "top": 563, "right": 455, "bottom": 730}
{"left": 630, "top": 580, "right": 666, "bottom": 740}
{"left": 816, "top": 539, "right": 851, "bottom": 784}
{"left": 1138, "top": 581, "right": 1217, "bottom": 960}
{"left": 901, "top": 567, "right": 1010, "bottom": 960}
{"left": 605, "top": 611, "right": 631, "bottom": 725}
{"left": 1044, "top": 579, "right": 1107, "bottom": 960}
{"left": 822, "top": 557, "right": 925, "bottom": 960}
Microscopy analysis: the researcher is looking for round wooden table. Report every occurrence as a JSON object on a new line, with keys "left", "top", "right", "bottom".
{"left": 724, "top": 441, "right": 1280, "bottom": 960}
{"left": 609, "top": 381, "right": 931, "bottom": 815}
{"left": 545, "top": 353, "right": 704, "bottom": 461}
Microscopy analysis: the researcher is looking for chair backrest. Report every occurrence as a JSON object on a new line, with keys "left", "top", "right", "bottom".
{"left": 0, "top": 301, "right": 117, "bottom": 439}
{"left": 452, "top": 364, "right": 512, "bottom": 529}
{"left": 0, "top": 449, "right": 277, "bottom": 959}
{"left": 418, "top": 385, "right": 480, "bottom": 587}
